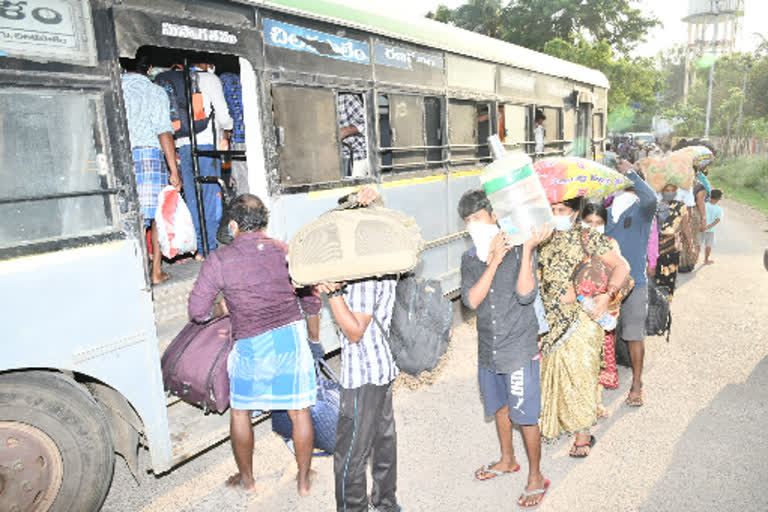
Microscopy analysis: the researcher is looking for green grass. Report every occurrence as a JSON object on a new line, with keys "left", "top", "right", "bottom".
{"left": 708, "top": 156, "right": 768, "bottom": 215}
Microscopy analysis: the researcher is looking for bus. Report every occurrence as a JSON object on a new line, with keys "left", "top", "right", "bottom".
{"left": 0, "top": 1, "right": 609, "bottom": 510}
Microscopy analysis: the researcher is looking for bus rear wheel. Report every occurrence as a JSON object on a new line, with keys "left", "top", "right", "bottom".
{"left": 0, "top": 371, "right": 115, "bottom": 512}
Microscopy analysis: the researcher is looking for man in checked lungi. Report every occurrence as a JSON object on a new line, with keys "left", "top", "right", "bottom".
{"left": 188, "top": 194, "right": 323, "bottom": 496}
{"left": 121, "top": 50, "right": 182, "bottom": 284}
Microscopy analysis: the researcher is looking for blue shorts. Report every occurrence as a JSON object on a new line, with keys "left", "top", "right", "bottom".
{"left": 478, "top": 359, "right": 541, "bottom": 426}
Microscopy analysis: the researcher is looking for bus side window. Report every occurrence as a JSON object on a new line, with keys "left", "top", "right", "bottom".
{"left": 447, "top": 100, "right": 474, "bottom": 164}
{"left": 337, "top": 91, "right": 369, "bottom": 178}
{"left": 424, "top": 96, "right": 442, "bottom": 166}
{"left": 502, "top": 104, "right": 528, "bottom": 152}
{"left": 540, "top": 106, "right": 563, "bottom": 155}
{"left": 378, "top": 93, "right": 442, "bottom": 172}
{"left": 593, "top": 112, "right": 604, "bottom": 149}
{"left": 271, "top": 85, "right": 341, "bottom": 186}
{"left": 0, "top": 89, "right": 116, "bottom": 249}
{"left": 476, "top": 103, "right": 492, "bottom": 159}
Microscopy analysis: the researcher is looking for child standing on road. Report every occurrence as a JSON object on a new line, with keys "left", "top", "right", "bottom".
{"left": 458, "top": 189, "right": 551, "bottom": 508}
{"left": 702, "top": 189, "right": 723, "bottom": 264}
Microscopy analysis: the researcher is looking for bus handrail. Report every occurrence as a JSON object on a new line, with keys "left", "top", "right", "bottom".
{"left": 0, "top": 188, "right": 120, "bottom": 205}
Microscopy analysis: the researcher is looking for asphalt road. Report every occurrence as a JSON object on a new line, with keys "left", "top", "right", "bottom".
{"left": 103, "top": 198, "right": 768, "bottom": 512}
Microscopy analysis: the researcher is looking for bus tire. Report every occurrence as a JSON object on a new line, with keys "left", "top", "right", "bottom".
{"left": 0, "top": 370, "right": 115, "bottom": 512}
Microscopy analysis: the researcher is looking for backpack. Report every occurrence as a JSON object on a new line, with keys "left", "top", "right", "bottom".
{"left": 373, "top": 276, "right": 453, "bottom": 376}
{"left": 645, "top": 278, "right": 672, "bottom": 341}
{"left": 154, "top": 67, "right": 209, "bottom": 138}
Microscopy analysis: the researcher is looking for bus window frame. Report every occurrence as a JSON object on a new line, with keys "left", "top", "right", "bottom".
{"left": 446, "top": 97, "right": 495, "bottom": 167}
{"left": 0, "top": 74, "right": 133, "bottom": 261}
{"left": 266, "top": 77, "right": 376, "bottom": 194}
{"left": 534, "top": 103, "right": 568, "bottom": 157}
{"left": 375, "top": 90, "right": 447, "bottom": 174}
{"left": 499, "top": 101, "right": 533, "bottom": 153}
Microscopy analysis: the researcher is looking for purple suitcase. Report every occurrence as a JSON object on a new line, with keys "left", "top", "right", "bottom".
{"left": 161, "top": 315, "right": 234, "bottom": 414}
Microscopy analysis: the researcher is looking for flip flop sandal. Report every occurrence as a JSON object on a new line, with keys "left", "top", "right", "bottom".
{"left": 625, "top": 391, "right": 645, "bottom": 407}
{"left": 518, "top": 478, "right": 551, "bottom": 508}
{"left": 474, "top": 461, "right": 521, "bottom": 481}
{"left": 569, "top": 435, "right": 596, "bottom": 458}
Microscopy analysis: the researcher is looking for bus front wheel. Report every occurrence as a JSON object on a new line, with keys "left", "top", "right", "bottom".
{"left": 0, "top": 371, "right": 115, "bottom": 512}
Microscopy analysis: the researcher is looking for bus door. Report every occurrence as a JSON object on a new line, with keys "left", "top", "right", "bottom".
{"left": 112, "top": 3, "right": 268, "bottom": 471}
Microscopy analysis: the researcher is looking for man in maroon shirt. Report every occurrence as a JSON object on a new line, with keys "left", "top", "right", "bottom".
{"left": 188, "top": 194, "right": 322, "bottom": 496}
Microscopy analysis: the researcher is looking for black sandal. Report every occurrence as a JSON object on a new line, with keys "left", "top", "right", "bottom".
{"left": 569, "top": 435, "right": 596, "bottom": 458}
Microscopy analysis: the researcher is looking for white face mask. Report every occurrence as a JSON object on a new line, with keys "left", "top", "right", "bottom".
{"left": 582, "top": 222, "right": 605, "bottom": 234}
{"left": 611, "top": 191, "right": 639, "bottom": 223}
{"left": 467, "top": 222, "right": 500, "bottom": 263}
{"left": 553, "top": 214, "right": 574, "bottom": 232}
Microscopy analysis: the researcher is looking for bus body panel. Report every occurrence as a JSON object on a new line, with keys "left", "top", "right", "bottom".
{"left": 0, "top": 240, "right": 174, "bottom": 472}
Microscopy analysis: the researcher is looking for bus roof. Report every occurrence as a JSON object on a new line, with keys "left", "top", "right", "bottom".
{"left": 249, "top": 0, "right": 610, "bottom": 89}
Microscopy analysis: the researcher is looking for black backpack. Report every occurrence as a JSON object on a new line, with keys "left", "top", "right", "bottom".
{"left": 154, "top": 68, "right": 210, "bottom": 138}
{"left": 373, "top": 276, "right": 453, "bottom": 376}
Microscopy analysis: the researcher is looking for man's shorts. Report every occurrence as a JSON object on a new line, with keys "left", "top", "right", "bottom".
{"left": 619, "top": 284, "right": 648, "bottom": 341}
{"left": 700, "top": 231, "right": 715, "bottom": 248}
{"left": 478, "top": 359, "right": 541, "bottom": 426}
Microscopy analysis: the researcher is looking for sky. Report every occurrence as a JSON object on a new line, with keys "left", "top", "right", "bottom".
{"left": 339, "top": 0, "right": 768, "bottom": 57}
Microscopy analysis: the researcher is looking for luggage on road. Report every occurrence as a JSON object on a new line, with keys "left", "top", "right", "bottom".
{"left": 271, "top": 359, "right": 341, "bottom": 454}
{"left": 161, "top": 315, "right": 234, "bottom": 414}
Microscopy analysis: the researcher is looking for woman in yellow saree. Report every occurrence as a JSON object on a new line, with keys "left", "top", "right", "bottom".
{"left": 538, "top": 197, "right": 630, "bottom": 457}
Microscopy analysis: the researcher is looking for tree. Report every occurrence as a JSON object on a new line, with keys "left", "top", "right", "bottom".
{"left": 425, "top": 4, "right": 454, "bottom": 23}
{"left": 542, "top": 38, "right": 662, "bottom": 130}
{"left": 429, "top": 0, "right": 660, "bottom": 55}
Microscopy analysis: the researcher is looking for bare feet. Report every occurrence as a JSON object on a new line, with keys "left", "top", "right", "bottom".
{"left": 297, "top": 468, "right": 317, "bottom": 497}
{"left": 705, "top": 260, "right": 714, "bottom": 265}
{"left": 518, "top": 473, "right": 550, "bottom": 507}
{"left": 194, "top": 253, "right": 205, "bottom": 262}
{"left": 225, "top": 473, "right": 257, "bottom": 494}
{"left": 151, "top": 272, "right": 170, "bottom": 285}
{"left": 474, "top": 459, "right": 521, "bottom": 480}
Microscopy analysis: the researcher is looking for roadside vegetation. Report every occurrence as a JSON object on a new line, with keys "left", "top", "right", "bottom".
{"left": 709, "top": 156, "right": 768, "bottom": 214}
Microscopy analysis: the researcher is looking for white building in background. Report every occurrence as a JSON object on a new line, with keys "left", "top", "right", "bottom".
{"left": 682, "top": 0, "right": 744, "bottom": 102}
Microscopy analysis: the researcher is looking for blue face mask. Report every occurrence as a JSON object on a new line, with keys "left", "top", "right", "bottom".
{"left": 553, "top": 214, "right": 574, "bottom": 232}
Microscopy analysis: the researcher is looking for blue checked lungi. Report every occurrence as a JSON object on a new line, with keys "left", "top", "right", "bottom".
{"left": 227, "top": 321, "right": 317, "bottom": 411}
{"left": 132, "top": 147, "right": 167, "bottom": 225}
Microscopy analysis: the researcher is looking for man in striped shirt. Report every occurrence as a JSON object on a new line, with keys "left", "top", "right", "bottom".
{"left": 317, "top": 276, "right": 401, "bottom": 512}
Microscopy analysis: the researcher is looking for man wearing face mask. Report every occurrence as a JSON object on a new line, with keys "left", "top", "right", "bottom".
{"left": 605, "top": 161, "right": 658, "bottom": 407}
{"left": 458, "top": 189, "right": 552, "bottom": 507}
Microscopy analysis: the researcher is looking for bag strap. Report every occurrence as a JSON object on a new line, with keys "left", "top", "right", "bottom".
{"left": 315, "top": 358, "right": 340, "bottom": 383}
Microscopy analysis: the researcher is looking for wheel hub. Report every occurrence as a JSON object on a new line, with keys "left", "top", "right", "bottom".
{"left": 0, "top": 422, "right": 63, "bottom": 512}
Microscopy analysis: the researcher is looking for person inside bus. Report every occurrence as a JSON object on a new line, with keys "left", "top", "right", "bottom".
{"left": 534, "top": 109, "right": 546, "bottom": 155}
{"left": 120, "top": 51, "right": 182, "bottom": 284}
{"left": 338, "top": 93, "right": 369, "bottom": 178}
{"left": 175, "top": 58, "right": 233, "bottom": 258}
{"left": 188, "top": 194, "right": 322, "bottom": 497}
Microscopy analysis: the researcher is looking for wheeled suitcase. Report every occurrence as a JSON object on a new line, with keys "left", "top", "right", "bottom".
{"left": 161, "top": 315, "right": 234, "bottom": 414}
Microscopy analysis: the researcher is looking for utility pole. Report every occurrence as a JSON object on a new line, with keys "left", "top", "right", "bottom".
{"left": 704, "top": 0, "right": 721, "bottom": 137}
{"left": 735, "top": 59, "right": 750, "bottom": 137}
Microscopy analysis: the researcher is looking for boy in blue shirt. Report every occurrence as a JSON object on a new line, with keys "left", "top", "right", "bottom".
{"left": 702, "top": 189, "right": 723, "bottom": 265}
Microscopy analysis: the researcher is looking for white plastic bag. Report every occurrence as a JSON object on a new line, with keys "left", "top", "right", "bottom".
{"left": 156, "top": 186, "right": 197, "bottom": 258}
